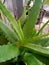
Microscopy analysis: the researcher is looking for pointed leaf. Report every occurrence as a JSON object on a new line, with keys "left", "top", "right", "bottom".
{"left": 0, "top": 44, "right": 19, "bottom": 62}
{"left": 23, "top": 0, "right": 42, "bottom": 38}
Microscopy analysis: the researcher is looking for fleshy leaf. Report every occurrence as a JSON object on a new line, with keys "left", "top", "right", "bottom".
{"left": 23, "top": 0, "right": 42, "bottom": 38}
{"left": 0, "top": 20, "right": 18, "bottom": 43}
{"left": 0, "top": 44, "right": 19, "bottom": 62}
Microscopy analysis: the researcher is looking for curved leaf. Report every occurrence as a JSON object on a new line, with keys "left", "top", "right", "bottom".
{"left": 0, "top": 44, "right": 19, "bottom": 62}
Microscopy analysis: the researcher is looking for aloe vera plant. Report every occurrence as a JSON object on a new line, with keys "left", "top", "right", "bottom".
{"left": 0, "top": 0, "right": 49, "bottom": 65}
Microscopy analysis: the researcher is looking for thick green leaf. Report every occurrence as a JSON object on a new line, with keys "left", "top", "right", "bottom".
{"left": 0, "top": 1, "right": 24, "bottom": 42}
{"left": 23, "top": 43, "right": 49, "bottom": 57}
{"left": 0, "top": 44, "right": 19, "bottom": 62}
{"left": 23, "top": 0, "right": 42, "bottom": 38}
{"left": 23, "top": 53, "right": 45, "bottom": 65}
{"left": 0, "top": 20, "right": 18, "bottom": 43}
